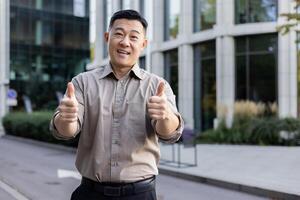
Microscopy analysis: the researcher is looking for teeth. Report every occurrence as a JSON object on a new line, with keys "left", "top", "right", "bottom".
{"left": 117, "top": 50, "right": 129, "bottom": 55}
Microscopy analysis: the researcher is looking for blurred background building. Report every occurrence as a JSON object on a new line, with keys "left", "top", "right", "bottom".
{"left": 0, "top": 0, "right": 297, "bottom": 133}
{"left": 4, "top": 0, "right": 90, "bottom": 114}
{"left": 89, "top": 0, "right": 296, "bottom": 132}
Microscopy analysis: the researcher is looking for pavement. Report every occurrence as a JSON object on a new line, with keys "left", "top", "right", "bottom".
{"left": 159, "top": 143, "right": 300, "bottom": 200}
{"left": 0, "top": 132, "right": 299, "bottom": 200}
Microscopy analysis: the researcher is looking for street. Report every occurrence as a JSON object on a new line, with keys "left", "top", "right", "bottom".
{"left": 0, "top": 136, "right": 267, "bottom": 200}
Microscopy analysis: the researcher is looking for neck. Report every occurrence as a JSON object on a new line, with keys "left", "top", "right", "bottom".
{"left": 111, "top": 63, "right": 133, "bottom": 79}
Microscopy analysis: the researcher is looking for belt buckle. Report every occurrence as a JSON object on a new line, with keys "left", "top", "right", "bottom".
{"left": 104, "top": 186, "right": 121, "bottom": 197}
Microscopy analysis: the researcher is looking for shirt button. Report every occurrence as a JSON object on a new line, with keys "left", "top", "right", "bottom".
{"left": 112, "top": 140, "right": 119, "bottom": 145}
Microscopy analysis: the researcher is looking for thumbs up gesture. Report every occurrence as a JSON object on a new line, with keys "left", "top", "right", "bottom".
{"left": 147, "top": 82, "right": 172, "bottom": 120}
{"left": 58, "top": 82, "right": 79, "bottom": 123}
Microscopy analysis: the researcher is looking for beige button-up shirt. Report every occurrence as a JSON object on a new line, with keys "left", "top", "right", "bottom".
{"left": 50, "top": 64, "right": 183, "bottom": 182}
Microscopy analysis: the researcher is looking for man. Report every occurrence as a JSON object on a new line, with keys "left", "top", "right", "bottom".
{"left": 50, "top": 9, "right": 183, "bottom": 200}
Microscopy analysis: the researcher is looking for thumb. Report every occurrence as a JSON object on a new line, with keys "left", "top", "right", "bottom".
{"left": 66, "top": 82, "right": 75, "bottom": 98}
{"left": 156, "top": 81, "right": 165, "bottom": 97}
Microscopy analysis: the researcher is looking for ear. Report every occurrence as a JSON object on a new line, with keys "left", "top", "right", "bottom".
{"left": 141, "top": 38, "right": 148, "bottom": 50}
{"left": 104, "top": 32, "right": 109, "bottom": 43}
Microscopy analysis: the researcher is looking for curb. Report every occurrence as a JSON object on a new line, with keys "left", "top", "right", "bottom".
{"left": 159, "top": 168, "right": 300, "bottom": 200}
{"left": 2, "top": 135, "right": 76, "bottom": 153}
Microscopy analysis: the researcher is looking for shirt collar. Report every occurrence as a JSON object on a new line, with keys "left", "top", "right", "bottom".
{"left": 98, "top": 63, "right": 144, "bottom": 80}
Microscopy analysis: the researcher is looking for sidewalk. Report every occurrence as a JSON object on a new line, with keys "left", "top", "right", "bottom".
{"left": 159, "top": 143, "right": 300, "bottom": 199}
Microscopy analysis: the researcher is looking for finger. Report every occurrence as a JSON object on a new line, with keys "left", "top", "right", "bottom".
{"left": 66, "top": 82, "right": 75, "bottom": 98}
{"left": 59, "top": 106, "right": 78, "bottom": 113}
{"left": 60, "top": 117, "right": 78, "bottom": 123}
{"left": 59, "top": 112, "right": 78, "bottom": 119}
{"left": 148, "top": 96, "right": 164, "bottom": 103}
{"left": 60, "top": 98, "right": 77, "bottom": 107}
{"left": 147, "top": 103, "right": 164, "bottom": 110}
{"left": 156, "top": 81, "right": 165, "bottom": 97}
{"left": 148, "top": 109, "right": 163, "bottom": 115}
{"left": 149, "top": 114, "right": 164, "bottom": 120}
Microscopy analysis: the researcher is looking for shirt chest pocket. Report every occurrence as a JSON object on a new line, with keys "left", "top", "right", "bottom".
{"left": 126, "top": 101, "right": 147, "bottom": 140}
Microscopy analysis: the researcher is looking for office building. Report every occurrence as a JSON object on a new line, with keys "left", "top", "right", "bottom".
{"left": 89, "top": 0, "right": 296, "bottom": 132}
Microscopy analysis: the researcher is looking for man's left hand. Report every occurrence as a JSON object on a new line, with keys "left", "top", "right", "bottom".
{"left": 147, "top": 82, "right": 172, "bottom": 120}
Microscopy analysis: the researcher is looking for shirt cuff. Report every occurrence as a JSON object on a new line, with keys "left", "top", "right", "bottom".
{"left": 153, "top": 112, "right": 184, "bottom": 144}
{"left": 49, "top": 111, "right": 80, "bottom": 140}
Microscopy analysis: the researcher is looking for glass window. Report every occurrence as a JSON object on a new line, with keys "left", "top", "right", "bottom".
{"left": 103, "top": 0, "right": 112, "bottom": 58}
{"left": 194, "top": 0, "right": 216, "bottom": 32}
{"left": 9, "top": 1, "right": 90, "bottom": 110}
{"left": 120, "top": 0, "right": 131, "bottom": 10}
{"left": 164, "top": 0, "right": 180, "bottom": 41}
{"left": 164, "top": 49, "right": 178, "bottom": 101}
{"left": 194, "top": 41, "right": 216, "bottom": 131}
{"left": 297, "top": 33, "right": 300, "bottom": 117}
{"left": 139, "top": 0, "right": 145, "bottom": 17}
{"left": 235, "top": 34, "right": 277, "bottom": 103}
{"left": 139, "top": 56, "right": 146, "bottom": 69}
{"left": 235, "top": 0, "right": 277, "bottom": 24}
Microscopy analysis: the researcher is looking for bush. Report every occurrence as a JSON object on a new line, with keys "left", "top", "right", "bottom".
{"left": 196, "top": 117, "right": 300, "bottom": 146}
{"left": 2, "top": 111, "right": 78, "bottom": 147}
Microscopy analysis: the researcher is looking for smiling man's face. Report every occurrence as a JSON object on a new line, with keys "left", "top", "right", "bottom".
{"left": 105, "top": 19, "right": 147, "bottom": 69}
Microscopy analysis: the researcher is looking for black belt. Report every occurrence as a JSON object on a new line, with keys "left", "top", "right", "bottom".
{"left": 81, "top": 176, "right": 155, "bottom": 197}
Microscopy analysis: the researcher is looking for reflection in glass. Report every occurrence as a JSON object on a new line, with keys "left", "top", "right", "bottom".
{"left": 164, "top": 49, "right": 178, "bottom": 101}
{"left": 164, "top": 0, "right": 180, "bottom": 40}
{"left": 235, "top": 34, "right": 277, "bottom": 103}
{"left": 10, "top": 1, "right": 90, "bottom": 110}
{"left": 194, "top": 41, "right": 216, "bottom": 131}
{"left": 235, "top": 0, "right": 277, "bottom": 24}
{"left": 194, "top": 0, "right": 216, "bottom": 32}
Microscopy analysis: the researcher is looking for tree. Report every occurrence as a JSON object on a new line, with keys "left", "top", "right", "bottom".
{"left": 278, "top": 0, "right": 300, "bottom": 34}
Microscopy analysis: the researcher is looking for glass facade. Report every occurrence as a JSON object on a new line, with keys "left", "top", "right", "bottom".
{"left": 164, "top": 0, "right": 180, "bottom": 40}
{"left": 139, "top": 56, "right": 146, "bottom": 69}
{"left": 10, "top": 0, "right": 90, "bottom": 110}
{"left": 193, "top": 0, "right": 216, "bottom": 32}
{"left": 120, "top": 0, "right": 131, "bottom": 10}
{"left": 164, "top": 49, "right": 178, "bottom": 101}
{"left": 194, "top": 41, "right": 216, "bottom": 131}
{"left": 297, "top": 33, "right": 300, "bottom": 117}
{"left": 235, "top": 0, "right": 277, "bottom": 24}
{"left": 235, "top": 34, "right": 277, "bottom": 103}
{"left": 103, "top": 0, "right": 112, "bottom": 58}
{"left": 139, "top": 0, "right": 145, "bottom": 17}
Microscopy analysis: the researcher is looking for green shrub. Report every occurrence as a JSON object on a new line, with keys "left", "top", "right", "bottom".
{"left": 196, "top": 117, "right": 300, "bottom": 146}
{"left": 2, "top": 111, "right": 78, "bottom": 147}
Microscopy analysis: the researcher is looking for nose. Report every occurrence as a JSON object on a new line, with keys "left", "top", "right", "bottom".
{"left": 119, "top": 35, "right": 130, "bottom": 47}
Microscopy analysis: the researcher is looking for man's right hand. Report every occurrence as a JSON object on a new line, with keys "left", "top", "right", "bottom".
{"left": 58, "top": 82, "right": 79, "bottom": 123}
{"left": 54, "top": 82, "right": 79, "bottom": 137}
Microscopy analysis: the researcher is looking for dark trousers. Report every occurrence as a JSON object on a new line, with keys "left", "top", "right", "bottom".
{"left": 71, "top": 177, "right": 157, "bottom": 200}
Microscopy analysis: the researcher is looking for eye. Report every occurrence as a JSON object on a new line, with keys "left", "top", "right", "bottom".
{"left": 130, "top": 36, "right": 139, "bottom": 41}
{"left": 114, "top": 32, "right": 124, "bottom": 37}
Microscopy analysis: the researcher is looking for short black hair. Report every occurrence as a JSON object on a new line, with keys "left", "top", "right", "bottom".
{"left": 109, "top": 9, "right": 148, "bottom": 31}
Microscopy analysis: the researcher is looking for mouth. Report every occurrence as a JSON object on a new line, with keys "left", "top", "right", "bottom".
{"left": 117, "top": 49, "right": 130, "bottom": 55}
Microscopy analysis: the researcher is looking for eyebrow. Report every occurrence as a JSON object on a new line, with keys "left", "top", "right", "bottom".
{"left": 114, "top": 27, "right": 141, "bottom": 35}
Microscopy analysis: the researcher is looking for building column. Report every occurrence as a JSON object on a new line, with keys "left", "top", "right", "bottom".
{"left": 215, "top": 0, "right": 235, "bottom": 126}
{"left": 278, "top": 0, "right": 297, "bottom": 117}
{"left": 150, "top": 0, "right": 164, "bottom": 76}
{"left": 86, "top": 0, "right": 105, "bottom": 70}
{"left": 178, "top": 45, "right": 194, "bottom": 128}
{"left": 0, "top": 0, "right": 10, "bottom": 134}
{"left": 177, "top": 0, "right": 193, "bottom": 127}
